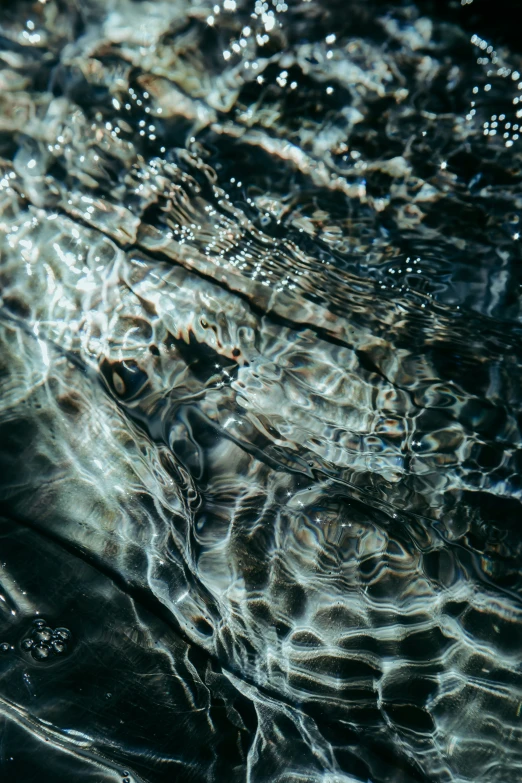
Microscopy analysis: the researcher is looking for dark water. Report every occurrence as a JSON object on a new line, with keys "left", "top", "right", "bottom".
{"left": 1, "top": 0, "right": 522, "bottom": 781}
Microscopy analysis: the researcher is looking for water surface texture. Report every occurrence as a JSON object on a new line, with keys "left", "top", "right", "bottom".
{"left": 1, "top": 1, "right": 522, "bottom": 781}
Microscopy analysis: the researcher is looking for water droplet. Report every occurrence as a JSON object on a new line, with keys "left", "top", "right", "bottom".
{"left": 21, "top": 638, "right": 34, "bottom": 651}
{"left": 0, "top": 642, "right": 10, "bottom": 653}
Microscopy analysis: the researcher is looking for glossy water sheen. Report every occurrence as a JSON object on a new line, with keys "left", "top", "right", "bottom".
{"left": 0, "top": 1, "right": 522, "bottom": 781}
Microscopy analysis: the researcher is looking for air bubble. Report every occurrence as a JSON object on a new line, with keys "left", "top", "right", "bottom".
{"left": 32, "top": 643, "right": 50, "bottom": 660}
{"left": 22, "top": 620, "right": 72, "bottom": 661}
{"left": 54, "top": 627, "right": 71, "bottom": 642}
{"left": 34, "top": 627, "right": 53, "bottom": 642}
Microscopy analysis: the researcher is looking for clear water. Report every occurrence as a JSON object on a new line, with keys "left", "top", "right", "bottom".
{"left": 0, "top": 1, "right": 522, "bottom": 781}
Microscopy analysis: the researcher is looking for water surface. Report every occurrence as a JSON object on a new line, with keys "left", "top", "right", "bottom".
{"left": 1, "top": 1, "right": 522, "bottom": 781}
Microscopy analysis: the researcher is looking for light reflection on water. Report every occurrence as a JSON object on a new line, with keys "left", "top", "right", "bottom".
{"left": 0, "top": 0, "right": 522, "bottom": 781}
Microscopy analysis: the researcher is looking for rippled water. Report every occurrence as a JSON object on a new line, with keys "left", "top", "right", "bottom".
{"left": 1, "top": 0, "right": 522, "bottom": 781}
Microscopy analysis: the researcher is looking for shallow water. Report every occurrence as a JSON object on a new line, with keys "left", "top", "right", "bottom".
{"left": 0, "top": 1, "right": 522, "bottom": 781}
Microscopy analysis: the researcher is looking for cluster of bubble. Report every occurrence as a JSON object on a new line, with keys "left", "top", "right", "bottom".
{"left": 21, "top": 618, "right": 72, "bottom": 661}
